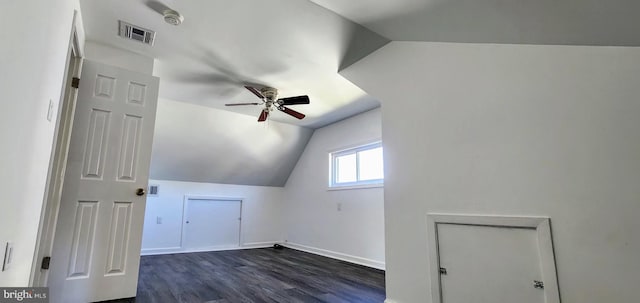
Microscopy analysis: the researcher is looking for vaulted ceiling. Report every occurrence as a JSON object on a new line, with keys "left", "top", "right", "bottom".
{"left": 310, "top": 0, "right": 640, "bottom": 46}
{"left": 79, "top": 0, "right": 640, "bottom": 128}
{"left": 79, "top": 0, "right": 639, "bottom": 186}
{"left": 79, "top": 0, "right": 387, "bottom": 128}
{"left": 79, "top": 0, "right": 389, "bottom": 186}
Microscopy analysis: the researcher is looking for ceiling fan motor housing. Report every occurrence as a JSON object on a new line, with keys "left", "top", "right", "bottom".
{"left": 260, "top": 87, "right": 279, "bottom": 101}
{"left": 225, "top": 86, "right": 308, "bottom": 121}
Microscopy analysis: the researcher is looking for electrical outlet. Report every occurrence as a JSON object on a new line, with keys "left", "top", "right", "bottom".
{"left": 2, "top": 242, "right": 13, "bottom": 271}
{"left": 47, "top": 99, "right": 55, "bottom": 122}
{"left": 156, "top": 216, "right": 162, "bottom": 224}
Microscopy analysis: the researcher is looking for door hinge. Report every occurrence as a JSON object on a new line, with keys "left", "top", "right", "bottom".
{"left": 41, "top": 256, "right": 51, "bottom": 270}
{"left": 534, "top": 280, "right": 544, "bottom": 289}
{"left": 71, "top": 77, "right": 80, "bottom": 88}
{"left": 439, "top": 267, "right": 448, "bottom": 275}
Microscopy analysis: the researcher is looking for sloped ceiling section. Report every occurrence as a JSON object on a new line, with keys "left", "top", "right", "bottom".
{"left": 149, "top": 98, "right": 313, "bottom": 187}
{"left": 310, "top": 0, "right": 640, "bottom": 46}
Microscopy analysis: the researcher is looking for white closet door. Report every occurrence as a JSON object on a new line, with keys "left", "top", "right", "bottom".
{"left": 437, "top": 223, "right": 545, "bottom": 303}
{"left": 182, "top": 198, "right": 241, "bottom": 250}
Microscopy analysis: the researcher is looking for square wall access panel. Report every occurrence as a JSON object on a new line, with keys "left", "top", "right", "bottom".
{"left": 427, "top": 214, "right": 560, "bottom": 303}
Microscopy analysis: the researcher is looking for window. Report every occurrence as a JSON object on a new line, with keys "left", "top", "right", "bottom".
{"left": 330, "top": 142, "right": 384, "bottom": 188}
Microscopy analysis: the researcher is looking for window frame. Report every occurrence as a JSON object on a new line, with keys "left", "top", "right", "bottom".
{"left": 329, "top": 141, "right": 384, "bottom": 190}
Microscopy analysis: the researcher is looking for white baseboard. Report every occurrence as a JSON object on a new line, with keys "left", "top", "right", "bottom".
{"left": 241, "top": 241, "right": 279, "bottom": 249}
{"left": 140, "top": 247, "right": 183, "bottom": 255}
{"left": 140, "top": 241, "right": 279, "bottom": 256}
{"left": 384, "top": 300, "right": 397, "bottom": 303}
{"left": 282, "top": 242, "right": 385, "bottom": 270}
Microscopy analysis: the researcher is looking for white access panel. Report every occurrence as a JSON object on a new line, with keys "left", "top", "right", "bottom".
{"left": 437, "top": 223, "right": 545, "bottom": 303}
{"left": 428, "top": 215, "right": 560, "bottom": 303}
{"left": 182, "top": 198, "right": 242, "bottom": 250}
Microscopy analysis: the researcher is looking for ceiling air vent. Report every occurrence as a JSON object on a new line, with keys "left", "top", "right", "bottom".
{"left": 118, "top": 21, "right": 155, "bottom": 45}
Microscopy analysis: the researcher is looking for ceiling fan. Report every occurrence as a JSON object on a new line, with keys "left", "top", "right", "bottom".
{"left": 225, "top": 86, "right": 310, "bottom": 122}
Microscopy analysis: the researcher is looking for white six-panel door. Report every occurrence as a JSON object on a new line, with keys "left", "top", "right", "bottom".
{"left": 48, "top": 60, "right": 159, "bottom": 303}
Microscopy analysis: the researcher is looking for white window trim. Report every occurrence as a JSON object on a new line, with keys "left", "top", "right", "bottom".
{"left": 328, "top": 141, "right": 383, "bottom": 190}
{"left": 327, "top": 182, "right": 384, "bottom": 191}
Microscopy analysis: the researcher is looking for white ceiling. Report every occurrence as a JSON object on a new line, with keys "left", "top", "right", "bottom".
{"left": 79, "top": 0, "right": 639, "bottom": 187}
{"left": 79, "top": 0, "right": 640, "bottom": 129}
{"left": 310, "top": 0, "right": 640, "bottom": 46}
{"left": 79, "top": 0, "right": 388, "bottom": 129}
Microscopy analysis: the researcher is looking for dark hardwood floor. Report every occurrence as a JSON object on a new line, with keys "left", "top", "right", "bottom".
{"left": 107, "top": 247, "right": 385, "bottom": 303}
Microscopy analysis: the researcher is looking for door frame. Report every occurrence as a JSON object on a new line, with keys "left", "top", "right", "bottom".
{"left": 180, "top": 195, "right": 244, "bottom": 252}
{"left": 426, "top": 214, "right": 561, "bottom": 303}
{"left": 30, "top": 10, "right": 84, "bottom": 287}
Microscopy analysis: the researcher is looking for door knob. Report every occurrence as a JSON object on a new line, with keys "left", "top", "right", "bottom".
{"left": 136, "top": 188, "right": 146, "bottom": 196}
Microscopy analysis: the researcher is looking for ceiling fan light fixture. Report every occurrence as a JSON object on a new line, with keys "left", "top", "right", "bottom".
{"left": 163, "top": 9, "right": 184, "bottom": 26}
{"left": 225, "top": 86, "right": 310, "bottom": 122}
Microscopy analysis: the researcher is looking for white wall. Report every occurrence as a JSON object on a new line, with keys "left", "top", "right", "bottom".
{"left": 342, "top": 42, "right": 640, "bottom": 302}
{"left": 0, "top": 0, "right": 83, "bottom": 286}
{"left": 283, "top": 108, "right": 385, "bottom": 269}
{"left": 84, "top": 41, "right": 154, "bottom": 75}
{"left": 141, "top": 179, "right": 285, "bottom": 254}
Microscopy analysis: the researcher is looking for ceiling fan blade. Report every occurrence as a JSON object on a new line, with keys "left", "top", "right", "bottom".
{"left": 279, "top": 106, "right": 306, "bottom": 120}
{"left": 258, "top": 109, "right": 269, "bottom": 122}
{"left": 245, "top": 86, "right": 265, "bottom": 100}
{"left": 225, "top": 102, "right": 260, "bottom": 106}
{"left": 278, "top": 95, "right": 310, "bottom": 105}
